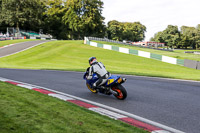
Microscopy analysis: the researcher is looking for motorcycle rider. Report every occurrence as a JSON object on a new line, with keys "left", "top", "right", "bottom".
{"left": 86, "top": 57, "right": 111, "bottom": 92}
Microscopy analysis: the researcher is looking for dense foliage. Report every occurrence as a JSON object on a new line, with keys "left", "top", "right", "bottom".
{"left": 0, "top": 0, "right": 146, "bottom": 41}
{"left": 0, "top": 0, "right": 45, "bottom": 32}
{"left": 107, "top": 20, "right": 146, "bottom": 42}
{"left": 0, "top": 0, "right": 106, "bottom": 39}
{"left": 63, "top": 0, "right": 106, "bottom": 39}
{"left": 1, "top": 0, "right": 199, "bottom": 48}
{"left": 44, "top": 0, "right": 68, "bottom": 39}
{"left": 151, "top": 25, "right": 200, "bottom": 49}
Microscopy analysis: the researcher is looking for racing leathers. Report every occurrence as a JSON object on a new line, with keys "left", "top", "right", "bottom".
{"left": 87, "top": 62, "right": 111, "bottom": 89}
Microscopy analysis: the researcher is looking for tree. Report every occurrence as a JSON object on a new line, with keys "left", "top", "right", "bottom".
{"left": 107, "top": 20, "right": 146, "bottom": 42}
{"left": 44, "top": 0, "right": 69, "bottom": 39}
{"left": 107, "top": 20, "right": 123, "bottom": 41}
{"left": 178, "top": 34, "right": 190, "bottom": 49}
{"left": 151, "top": 32, "right": 165, "bottom": 43}
{"left": 0, "top": 0, "right": 6, "bottom": 32}
{"left": 181, "top": 26, "right": 197, "bottom": 49}
{"left": 162, "top": 25, "right": 180, "bottom": 48}
{"left": 82, "top": 0, "right": 106, "bottom": 37}
{"left": 63, "top": 0, "right": 105, "bottom": 39}
{"left": 0, "top": 0, "right": 2, "bottom": 10}
{"left": 0, "top": 0, "right": 46, "bottom": 32}
{"left": 122, "top": 22, "right": 146, "bottom": 41}
{"left": 152, "top": 25, "right": 200, "bottom": 49}
{"left": 151, "top": 25, "right": 181, "bottom": 48}
{"left": 195, "top": 24, "right": 200, "bottom": 49}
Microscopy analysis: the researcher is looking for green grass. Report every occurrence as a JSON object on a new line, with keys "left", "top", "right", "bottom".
{"left": 93, "top": 41, "right": 200, "bottom": 61}
{"left": 0, "top": 39, "right": 38, "bottom": 47}
{"left": 0, "top": 81, "right": 147, "bottom": 133}
{"left": 0, "top": 40, "right": 200, "bottom": 81}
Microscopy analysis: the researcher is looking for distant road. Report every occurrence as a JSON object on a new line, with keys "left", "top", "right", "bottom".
{"left": 0, "top": 68, "right": 200, "bottom": 133}
{"left": 0, "top": 40, "right": 48, "bottom": 58}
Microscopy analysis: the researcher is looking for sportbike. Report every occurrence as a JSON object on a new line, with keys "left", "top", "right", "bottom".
{"left": 83, "top": 68, "right": 127, "bottom": 100}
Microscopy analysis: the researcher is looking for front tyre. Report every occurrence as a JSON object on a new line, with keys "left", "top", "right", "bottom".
{"left": 86, "top": 83, "right": 98, "bottom": 93}
{"left": 112, "top": 84, "right": 127, "bottom": 100}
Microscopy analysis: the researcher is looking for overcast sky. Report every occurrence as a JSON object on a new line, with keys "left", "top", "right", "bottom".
{"left": 102, "top": 0, "right": 200, "bottom": 41}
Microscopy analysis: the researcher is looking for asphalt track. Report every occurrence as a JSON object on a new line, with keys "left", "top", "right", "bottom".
{"left": 0, "top": 68, "right": 200, "bottom": 133}
{"left": 0, "top": 41, "right": 199, "bottom": 132}
{"left": 0, "top": 40, "right": 48, "bottom": 57}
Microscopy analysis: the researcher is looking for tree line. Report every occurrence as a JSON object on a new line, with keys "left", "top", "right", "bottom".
{"left": 151, "top": 25, "right": 200, "bottom": 49}
{"left": 0, "top": 0, "right": 146, "bottom": 42}
{"left": 107, "top": 20, "right": 146, "bottom": 42}
{"left": 1, "top": 0, "right": 199, "bottom": 49}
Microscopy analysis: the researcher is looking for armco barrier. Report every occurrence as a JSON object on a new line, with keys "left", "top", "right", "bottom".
{"left": 150, "top": 53, "right": 162, "bottom": 61}
{"left": 197, "top": 62, "right": 200, "bottom": 70}
{"left": 184, "top": 59, "right": 198, "bottom": 69}
{"left": 177, "top": 59, "right": 185, "bottom": 66}
{"left": 0, "top": 37, "right": 24, "bottom": 41}
{"left": 138, "top": 51, "right": 150, "bottom": 58}
{"left": 30, "top": 37, "right": 36, "bottom": 39}
{"left": 162, "top": 56, "right": 177, "bottom": 64}
{"left": 112, "top": 45, "right": 119, "bottom": 51}
{"left": 29, "top": 36, "right": 55, "bottom": 40}
{"left": 84, "top": 37, "right": 200, "bottom": 70}
{"left": 119, "top": 47, "right": 129, "bottom": 54}
{"left": 97, "top": 43, "right": 103, "bottom": 48}
{"left": 129, "top": 49, "right": 138, "bottom": 55}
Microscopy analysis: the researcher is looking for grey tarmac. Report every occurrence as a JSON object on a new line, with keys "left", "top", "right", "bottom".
{"left": 0, "top": 68, "right": 199, "bottom": 133}
{"left": 0, "top": 40, "right": 48, "bottom": 57}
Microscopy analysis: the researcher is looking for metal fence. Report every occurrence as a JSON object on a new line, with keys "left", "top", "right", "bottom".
{"left": 0, "top": 37, "right": 24, "bottom": 41}
{"left": 86, "top": 37, "right": 200, "bottom": 70}
{"left": 87, "top": 37, "right": 173, "bottom": 52}
{"left": 88, "top": 37, "right": 127, "bottom": 45}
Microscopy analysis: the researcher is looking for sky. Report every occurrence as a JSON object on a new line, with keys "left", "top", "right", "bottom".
{"left": 102, "top": 0, "right": 200, "bottom": 41}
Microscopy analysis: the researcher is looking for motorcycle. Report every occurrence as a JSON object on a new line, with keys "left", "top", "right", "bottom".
{"left": 83, "top": 68, "right": 127, "bottom": 100}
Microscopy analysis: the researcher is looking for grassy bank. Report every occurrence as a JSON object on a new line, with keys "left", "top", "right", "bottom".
{"left": 0, "top": 40, "right": 200, "bottom": 80}
{"left": 0, "top": 81, "right": 147, "bottom": 133}
{"left": 0, "top": 39, "right": 37, "bottom": 47}
{"left": 93, "top": 41, "right": 200, "bottom": 61}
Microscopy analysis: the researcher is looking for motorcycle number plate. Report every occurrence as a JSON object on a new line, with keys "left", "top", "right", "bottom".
{"left": 107, "top": 79, "right": 114, "bottom": 85}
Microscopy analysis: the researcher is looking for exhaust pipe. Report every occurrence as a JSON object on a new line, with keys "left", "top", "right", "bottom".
{"left": 122, "top": 78, "right": 126, "bottom": 82}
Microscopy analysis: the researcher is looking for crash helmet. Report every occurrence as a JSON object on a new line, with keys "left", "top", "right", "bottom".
{"left": 89, "top": 57, "right": 97, "bottom": 66}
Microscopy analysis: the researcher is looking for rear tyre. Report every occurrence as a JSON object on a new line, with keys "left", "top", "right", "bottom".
{"left": 86, "top": 83, "right": 98, "bottom": 93}
{"left": 112, "top": 84, "right": 127, "bottom": 100}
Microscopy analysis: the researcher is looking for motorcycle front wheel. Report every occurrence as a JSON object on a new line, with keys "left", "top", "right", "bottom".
{"left": 111, "top": 84, "right": 127, "bottom": 100}
{"left": 86, "top": 83, "right": 98, "bottom": 93}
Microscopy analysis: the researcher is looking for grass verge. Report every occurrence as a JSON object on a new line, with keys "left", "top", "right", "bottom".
{"left": 0, "top": 81, "right": 147, "bottom": 133}
{"left": 0, "top": 40, "right": 200, "bottom": 81}
{"left": 93, "top": 40, "right": 200, "bottom": 61}
{"left": 0, "top": 39, "right": 38, "bottom": 47}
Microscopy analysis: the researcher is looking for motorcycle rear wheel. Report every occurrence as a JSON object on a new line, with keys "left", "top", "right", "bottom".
{"left": 112, "top": 84, "right": 127, "bottom": 100}
{"left": 86, "top": 83, "right": 98, "bottom": 93}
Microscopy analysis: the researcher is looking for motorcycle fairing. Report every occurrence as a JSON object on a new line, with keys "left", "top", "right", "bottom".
{"left": 105, "top": 75, "right": 120, "bottom": 86}
{"left": 84, "top": 73, "right": 120, "bottom": 87}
